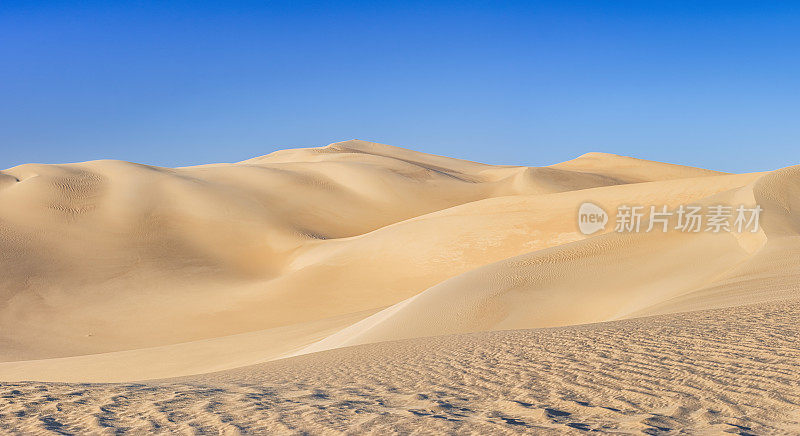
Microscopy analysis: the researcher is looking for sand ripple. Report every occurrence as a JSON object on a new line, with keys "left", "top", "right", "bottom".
{"left": 2, "top": 300, "right": 799, "bottom": 434}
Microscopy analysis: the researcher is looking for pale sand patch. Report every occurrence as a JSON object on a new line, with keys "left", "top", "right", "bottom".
{"left": 0, "top": 309, "right": 378, "bottom": 383}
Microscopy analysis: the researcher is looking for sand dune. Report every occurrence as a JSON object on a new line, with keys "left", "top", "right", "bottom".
{"left": 1, "top": 140, "right": 648, "bottom": 362}
{"left": 1, "top": 140, "right": 799, "bottom": 433}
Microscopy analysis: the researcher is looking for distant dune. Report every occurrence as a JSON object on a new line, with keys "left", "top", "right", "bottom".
{"left": 1, "top": 141, "right": 798, "bottom": 433}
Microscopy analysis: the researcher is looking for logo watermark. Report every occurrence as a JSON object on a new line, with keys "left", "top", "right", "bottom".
{"left": 578, "top": 203, "right": 762, "bottom": 235}
{"left": 578, "top": 202, "right": 608, "bottom": 235}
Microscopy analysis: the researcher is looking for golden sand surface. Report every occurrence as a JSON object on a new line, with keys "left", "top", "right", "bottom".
{"left": 1, "top": 140, "right": 798, "bottom": 433}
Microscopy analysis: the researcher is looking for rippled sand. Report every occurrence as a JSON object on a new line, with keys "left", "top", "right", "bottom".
{"left": 3, "top": 300, "right": 799, "bottom": 434}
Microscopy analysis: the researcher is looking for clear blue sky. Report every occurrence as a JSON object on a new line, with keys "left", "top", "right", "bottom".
{"left": 2, "top": 0, "right": 798, "bottom": 173}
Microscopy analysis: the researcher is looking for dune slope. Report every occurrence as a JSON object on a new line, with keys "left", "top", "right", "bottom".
{"left": 0, "top": 140, "right": 797, "bottom": 388}
{"left": 3, "top": 140, "right": 654, "bottom": 362}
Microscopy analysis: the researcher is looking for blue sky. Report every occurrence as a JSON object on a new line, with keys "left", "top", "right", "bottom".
{"left": 1, "top": 1, "right": 798, "bottom": 172}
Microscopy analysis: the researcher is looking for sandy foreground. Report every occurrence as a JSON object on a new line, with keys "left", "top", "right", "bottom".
{"left": 1, "top": 140, "right": 799, "bottom": 434}
{"left": 2, "top": 301, "right": 799, "bottom": 434}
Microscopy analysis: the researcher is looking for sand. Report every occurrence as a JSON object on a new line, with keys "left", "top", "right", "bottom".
{"left": 1, "top": 140, "right": 798, "bottom": 434}
{"left": 3, "top": 301, "right": 799, "bottom": 434}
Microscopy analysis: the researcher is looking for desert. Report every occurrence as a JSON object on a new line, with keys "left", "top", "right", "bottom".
{"left": 1, "top": 140, "right": 798, "bottom": 434}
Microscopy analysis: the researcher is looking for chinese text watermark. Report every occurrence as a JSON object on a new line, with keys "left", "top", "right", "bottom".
{"left": 578, "top": 203, "right": 762, "bottom": 235}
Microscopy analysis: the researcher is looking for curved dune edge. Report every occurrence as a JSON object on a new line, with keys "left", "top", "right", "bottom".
{"left": 0, "top": 140, "right": 797, "bottom": 383}
{"left": 283, "top": 166, "right": 796, "bottom": 360}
